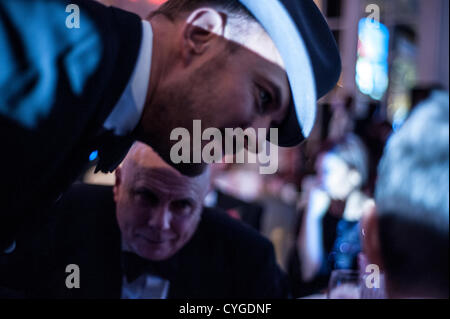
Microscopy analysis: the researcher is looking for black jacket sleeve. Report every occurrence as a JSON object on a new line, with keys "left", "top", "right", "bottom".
{"left": 0, "top": 0, "right": 142, "bottom": 250}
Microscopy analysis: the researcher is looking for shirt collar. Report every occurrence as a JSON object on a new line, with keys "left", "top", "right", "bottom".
{"left": 104, "top": 20, "right": 153, "bottom": 136}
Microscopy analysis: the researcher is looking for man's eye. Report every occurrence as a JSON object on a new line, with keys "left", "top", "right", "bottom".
{"left": 171, "top": 200, "right": 193, "bottom": 215}
{"left": 134, "top": 189, "right": 158, "bottom": 205}
{"left": 258, "top": 88, "right": 273, "bottom": 113}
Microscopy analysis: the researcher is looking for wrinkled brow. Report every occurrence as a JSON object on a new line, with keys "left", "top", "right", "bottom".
{"left": 128, "top": 167, "right": 206, "bottom": 199}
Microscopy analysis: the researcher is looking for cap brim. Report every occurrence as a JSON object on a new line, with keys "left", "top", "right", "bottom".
{"left": 240, "top": 0, "right": 317, "bottom": 147}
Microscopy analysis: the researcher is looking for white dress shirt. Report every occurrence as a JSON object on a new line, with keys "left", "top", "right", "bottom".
{"left": 121, "top": 274, "right": 170, "bottom": 299}
{"left": 103, "top": 20, "right": 153, "bottom": 136}
{"left": 121, "top": 240, "right": 170, "bottom": 299}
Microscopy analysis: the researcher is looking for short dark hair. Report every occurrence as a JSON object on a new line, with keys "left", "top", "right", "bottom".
{"left": 150, "top": 0, "right": 256, "bottom": 22}
{"left": 149, "top": 0, "right": 259, "bottom": 54}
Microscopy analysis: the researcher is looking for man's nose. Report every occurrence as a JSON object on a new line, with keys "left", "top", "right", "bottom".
{"left": 248, "top": 116, "right": 272, "bottom": 147}
{"left": 147, "top": 206, "right": 171, "bottom": 230}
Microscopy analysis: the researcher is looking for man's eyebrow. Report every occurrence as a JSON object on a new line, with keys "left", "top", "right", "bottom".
{"left": 178, "top": 197, "right": 195, "bottom": 204}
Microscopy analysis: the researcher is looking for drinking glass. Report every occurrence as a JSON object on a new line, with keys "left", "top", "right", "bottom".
{"left": 327, "top": 269, "right": 361, "bottom": 299}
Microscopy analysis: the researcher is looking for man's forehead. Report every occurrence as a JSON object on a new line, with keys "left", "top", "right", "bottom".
{"left": 131, "top": 165, "right": 192, "bottom": 185}
{"left": 128, "top": 165, "right": 209, "bottom": 198}
{"left": 126, "top": 144, "right": 178, "bottom": 173}
{"left": 179, "top": 8, "right": 285, "bottom": 71}
{"left": 227, "top": 21, "right": 285, "bottom": 70}
{"left": 122, "top": 144, "right": 210, "bottom": 191}
{"left": 225, "top": 20, "right": 291, "bottom": 112}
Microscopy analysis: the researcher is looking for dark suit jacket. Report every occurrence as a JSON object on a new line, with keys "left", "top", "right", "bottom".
{"left": 40, "top": 184, "right": 290, "bottom": 299}
{"left": 215, "top": 190, "right": 264, "bottom": 232}
{"left": 0, "top": 0, "right": 142, "bottom": 250}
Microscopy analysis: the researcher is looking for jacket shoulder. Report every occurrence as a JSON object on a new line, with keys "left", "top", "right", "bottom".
{"left": 53, "top": 183, "right": 118, "bottom": 245}
{"left": 199, "top": 207, "right": 275, "bottom": 262}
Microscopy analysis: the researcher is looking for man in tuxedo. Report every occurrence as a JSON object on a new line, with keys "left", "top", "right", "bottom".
{"left": 0, "top": 0, "right": 341, "bottom": 255}
{"left": 44, "top": 142, "right": 289, "bottom": 298}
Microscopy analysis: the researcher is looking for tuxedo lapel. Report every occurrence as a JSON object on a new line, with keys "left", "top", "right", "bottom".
{"left": 93, "top": 129, "right": 135, "bottom": 174}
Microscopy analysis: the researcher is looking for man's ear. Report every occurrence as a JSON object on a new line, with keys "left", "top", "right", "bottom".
{"left": 361, "top": 205, "right": 384, "bottom": 271}
{"left": 113, "top": 167, "right": 122, "bottom": 202}
{"left": 182, "top": 8, "right": 226, "bottom": 62}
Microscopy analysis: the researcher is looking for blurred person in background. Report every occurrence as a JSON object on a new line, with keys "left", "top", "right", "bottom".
{"left": 206, "top": 150, "right": 302, "bottom": 271}
{"left": 258, "top": 146, "right": 303, "bottom": 272}
{"left": 362, "top": 90, "right": 449, "bottom": 299}
{"left": 42, "top": 142, "right": 289, "bottom": 299}
{"left": 205, "top": 162, "right": 265, "bottom": 232}
{"left": 288, "top": 134, "right": 372, "bottom": 297}
{"left": 354, "top": 100, "right": 393, "bottom": 195}
{"left": 327, "top": 96, "right": 355, "bottom": 142}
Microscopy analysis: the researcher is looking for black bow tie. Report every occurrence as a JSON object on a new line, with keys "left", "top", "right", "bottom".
{"left": 121, "top": 251, "right": 178, "bottom": 283}
{"left": 93, "top": 129, "right": 135, "bottom": 174}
